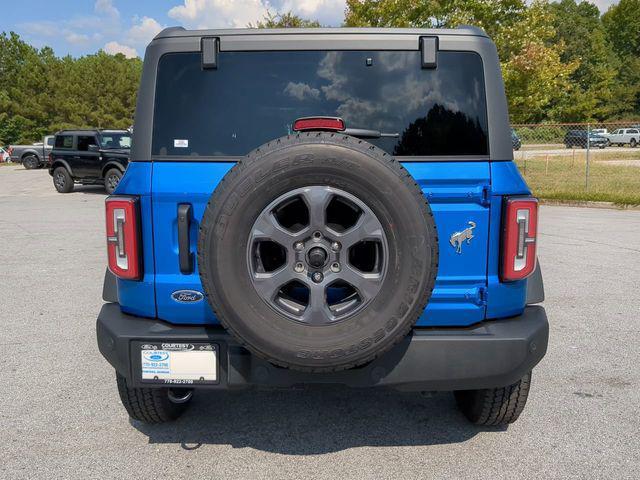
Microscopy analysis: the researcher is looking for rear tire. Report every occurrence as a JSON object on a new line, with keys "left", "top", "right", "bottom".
{"left": 631, "top": 138, "right": 637, "bottom": 148}
{"left": 116, "top": 373, "right": 192, "bottom": 424}
{"left": 23, "top": 155, "right": 38, "bottom": 170}
{"left": 104, "top": 168, "right": 123, "bottom": 194}
{"left": 454, "top": 371, "right": 532, "bottom": 426}
{"left": 52, "top": 166, "right": 74, "bottom": 193}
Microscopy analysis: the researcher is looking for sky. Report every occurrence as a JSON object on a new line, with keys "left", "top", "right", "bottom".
{"left": 1, "top": 0, "right": 620, "bottom": 58}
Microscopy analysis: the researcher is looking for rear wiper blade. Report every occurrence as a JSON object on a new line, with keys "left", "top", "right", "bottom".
{"left": 342, "top": 128, "right": 399, "bottom": 139}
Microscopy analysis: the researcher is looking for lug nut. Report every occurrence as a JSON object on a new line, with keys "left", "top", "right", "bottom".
{"left": 330, "top": 262, "right": 341, "bottom": 273}
{"left": 311, "top": 272, "right": 324, "bottom": 283}
{"left": 294, "top": 262, "right": 305, "bottom": 273}
{"left": 331, "top": 241, "right": 341, "bottom": 252}
{"left": 294, "top": 241, "right": 304, "bottom": 251}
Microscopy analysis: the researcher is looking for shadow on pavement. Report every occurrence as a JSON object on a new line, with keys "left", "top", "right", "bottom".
{"left": 134, "top": 386, "right": 502, "bottom": 454}
{"left": 73, "top": 185, "right": 107, "bottom": 195}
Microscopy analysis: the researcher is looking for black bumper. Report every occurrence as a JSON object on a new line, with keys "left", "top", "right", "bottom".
{"left": 97, "top": 303, "right": 548, "bottom": 392}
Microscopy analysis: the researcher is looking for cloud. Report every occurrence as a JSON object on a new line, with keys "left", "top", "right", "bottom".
{"left": 284, "top": 82, "right": 321, "bottom": 100}
{"left": 168, "top": 0, "right": 272, "bottom": 29}
{"left": 104, "top": 41, "right": 138, "bottom": 58}
{"left": 167, "top": 0, "right": 346, "bottom": 28}
{"left": 127, "top": 16, "right": 164, "bottom": 45}
{"left": 95, "top": 0, "right": 120, "bottom": 19}
{"left": 281, "top": 0, "right": 346, "bottom": 26}
{"left": 65, "top": 32, "right": 91, "bottom": 45}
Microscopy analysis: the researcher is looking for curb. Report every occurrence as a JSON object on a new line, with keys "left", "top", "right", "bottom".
{"left": 539, "top": 199, "right": 640, "bottom": 210}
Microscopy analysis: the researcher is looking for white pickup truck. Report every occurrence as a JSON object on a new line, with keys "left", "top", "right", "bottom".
{"left": 605, "top": 128, "right": 639, "bottom": 147}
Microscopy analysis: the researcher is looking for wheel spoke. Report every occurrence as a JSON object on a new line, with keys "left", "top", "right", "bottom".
{"left": 301, "top": 282, "right": 332, "bottom": 324}
{"left": 340, "top": 265, "right": 384, "bottom": 303}
{"left": 251, "top": 267, "right": 297, "bottom": 302}
{"left": 301, "top": 187, "right": 333, "bottom": 231}
{"left": 334, "top": 210, "right": 384, "bottom": 248}
{"left": 251, "top": 211, "right": 302, "bottom": 250}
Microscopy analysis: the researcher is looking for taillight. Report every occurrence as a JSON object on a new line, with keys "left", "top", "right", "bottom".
{"left": 48, "top": 153, "right": 53, "bottom": 164}
{"left": 293, "top": 117, "right": 345, "bottom": 132}
{"left": 105, "top": 196, "right": 141, "bottom": 280}
{"left": 501, "top": 196, "right": 538, "bottom": 282}
{"left": 7, "top": 147, "right": 13, "bottom": 155}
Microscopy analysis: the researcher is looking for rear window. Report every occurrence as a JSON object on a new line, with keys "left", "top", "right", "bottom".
{"left": 55, "top": 135, "right": 73, "bottom": 149}
{"left": 152, "top": 50, "right": 488, "bottom": 157}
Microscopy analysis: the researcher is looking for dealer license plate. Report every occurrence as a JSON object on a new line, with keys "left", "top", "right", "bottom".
{"left": 139, "top": 342, "right": 218, "bottom": 385}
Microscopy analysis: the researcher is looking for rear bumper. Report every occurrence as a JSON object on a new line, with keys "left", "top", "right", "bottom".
{"left": 96, "top": 303, "right": 548, "bottom": 391}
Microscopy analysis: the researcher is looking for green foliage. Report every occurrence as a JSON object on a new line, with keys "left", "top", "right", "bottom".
{"left": 2, "top": 2, "right": 640, "bottom": 144}
{"left": 345, "top": 0, "right": 640, "bottom": 123}
{"left": 0, "top": 31, "right": 141, "bottom": 145}
{"left": 252, "top": 11, "right": 322, "bottom": 28}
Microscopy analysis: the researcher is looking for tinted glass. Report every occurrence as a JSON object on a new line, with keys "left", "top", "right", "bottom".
{"left": 77, "top": 135, "right": 97, "bottom": 151}
{"left": 153, "top": 50, "right": 488, "bottom": 157}
{"left": 55, "top": 135, "right": 73, "bottom": 149}
{"left": 46, "top": 137, "right": 54, "bottom": 146}
{"left": 100, "top": 133, "right": 131, "bottom": 149}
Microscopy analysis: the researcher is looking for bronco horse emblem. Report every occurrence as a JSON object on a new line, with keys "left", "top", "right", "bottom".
{"left": 450, "top": 221, "right": 476, "bottom": 254}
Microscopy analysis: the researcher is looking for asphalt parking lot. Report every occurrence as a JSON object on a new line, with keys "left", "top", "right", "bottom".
{"left": 1, "top": 165, "right": 639, "bottom": 479}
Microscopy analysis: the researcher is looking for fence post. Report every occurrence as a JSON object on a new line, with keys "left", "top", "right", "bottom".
{"left": 585, "top": 123, "right": 590, "bottom": 189}
{"left": 545, "top": 154, "right": 549, "bottom": 174}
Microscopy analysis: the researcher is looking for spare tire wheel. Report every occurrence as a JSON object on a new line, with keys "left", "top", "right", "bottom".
{"left": 198, "top": 133, "right": 438, "bottom": 372}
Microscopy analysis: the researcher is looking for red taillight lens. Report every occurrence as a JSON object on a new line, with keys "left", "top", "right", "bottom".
{"left": 105, "top": 196, "right": 141, "bottom": 280}
{"left": 48, "top": 153, "right": 53, "bottom": 164}
{"left": 293, "top": 117, "right": 345, "bottom": 132}
{"left": 501, "top": 197, "right": 538, "bottom": 282}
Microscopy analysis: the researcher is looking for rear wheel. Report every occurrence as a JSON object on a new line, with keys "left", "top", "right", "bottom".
{"left": 631, "top": 138, "right": 637, "bottom": 148}
{"left": 104, "top": 168, "right": 123, "bottom": 194}
{"left": 454, "top": 372, "right": 532, "bottom": 426}
{"left": 23, "top": 155, "right": 38, "bottom": 170}
{"left": 116, "top": 373, "right": 192, "bottom": 423}
{"left": 52, "top": 166, "right": 73, "bottom": 193}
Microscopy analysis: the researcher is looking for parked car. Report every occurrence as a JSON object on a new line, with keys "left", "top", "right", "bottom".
{"left": 564, "top": 130, "right": 608, "bottom": 149}
{"left": 48, "top": 129, "right": 130, "bottom": 194}
{"left": 1, "top": 147, "right": 11, "bottom": 162}
{"left": 97, "top": 26, "right": 548, "bottom": 427}
{"left": 8, "top": 135, "right": 54, "bottom": 169}
{"left": 606, "top": 128, "right": 639, "bottom": 147}
{"left": 511, "top": 129, "right": 522, "bottom": 150}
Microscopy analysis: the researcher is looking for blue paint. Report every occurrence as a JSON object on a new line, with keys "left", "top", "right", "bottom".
{"left": 113, "top": 163, "right": 156, "bottom": 318}
{"left": 115, "top": 159, "right": 533, "bottom": 327}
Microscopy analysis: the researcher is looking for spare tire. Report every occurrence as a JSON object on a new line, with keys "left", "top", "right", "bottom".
{"left": 198, "top": 133, "right": 438, "bottom": 372}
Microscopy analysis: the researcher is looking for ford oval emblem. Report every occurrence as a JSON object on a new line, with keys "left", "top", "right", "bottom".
{"left": 171, "top": 290, "right": 204, "bottom": 303}
{"left": 143, "top": 352, "right": 169, "bottom": 362}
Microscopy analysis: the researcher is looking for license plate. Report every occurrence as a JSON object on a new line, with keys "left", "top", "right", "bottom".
{"left": 139, "top": 342, "right": 218, "bottom": 385}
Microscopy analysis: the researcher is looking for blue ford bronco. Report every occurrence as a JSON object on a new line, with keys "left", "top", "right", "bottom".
{"left": 97, "top": 26, "right": 548, "bottom": 426}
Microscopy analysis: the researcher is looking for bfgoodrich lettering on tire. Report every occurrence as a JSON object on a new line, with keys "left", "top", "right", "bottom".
{"left": 198, "top": 133, "right": 438, "bottom": 372}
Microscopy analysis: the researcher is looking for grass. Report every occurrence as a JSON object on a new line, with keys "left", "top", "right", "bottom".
{"left": 514, "top": 154, "right": 640, "bottom": 205}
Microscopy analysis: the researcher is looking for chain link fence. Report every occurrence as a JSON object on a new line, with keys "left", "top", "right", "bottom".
{"left": 511, "top": 122, "right": 640, "bottom": 205}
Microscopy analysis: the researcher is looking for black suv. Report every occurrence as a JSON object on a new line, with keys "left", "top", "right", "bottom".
{"left": 564, "top": 130, "right": 607, "bottom": 149}
{"left": 49, "top": 129, "right": 131, "bottom": 193}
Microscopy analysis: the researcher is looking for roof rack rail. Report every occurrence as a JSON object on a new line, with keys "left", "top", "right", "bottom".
{"left": 456, "top": 24, "right": 486, "bottom": 36}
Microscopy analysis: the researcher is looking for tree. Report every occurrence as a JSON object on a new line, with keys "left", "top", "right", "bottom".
{"left": 251, "top": 11, "right": 321, "bottom": 28}
{"left": 546, "top": 0, "right": 618, "bottom": 121}
{"left": 345, "top": 0, "right": 577, "bottom": 123}
{"left": 0, "top": 31, "right": 141, "bottom": 145}
{"left": 602, "top": 0, "right": 640, "bottom": 119}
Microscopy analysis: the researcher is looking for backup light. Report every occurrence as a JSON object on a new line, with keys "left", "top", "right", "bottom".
{"left": 105, "top": 196, "right": 141, "bottom": 280}
{"left": 501, "top": 197, "right": 538, "bottom": 282}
